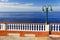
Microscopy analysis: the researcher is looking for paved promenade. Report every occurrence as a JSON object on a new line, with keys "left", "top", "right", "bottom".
{"left": 0, "top": 36, "right": 50, "bottom": 40}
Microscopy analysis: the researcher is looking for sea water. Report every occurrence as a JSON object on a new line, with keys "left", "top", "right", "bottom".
{"left": 0, "top": 12, "right": 60, "bottom": 23}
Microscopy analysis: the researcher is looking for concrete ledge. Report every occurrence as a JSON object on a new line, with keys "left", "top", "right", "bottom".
{"left": 24, "top": 34, "right": 35, "bottom": 37}
{"left": 49, "top": 35, "right": 60, "bottom": 37}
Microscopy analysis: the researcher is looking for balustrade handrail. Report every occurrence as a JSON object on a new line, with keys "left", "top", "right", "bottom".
{"left": 0, "top": 23, "right": 60, "bottom": 32}
{"left": 6, "top": 24, "right": 45, "bottom": 31}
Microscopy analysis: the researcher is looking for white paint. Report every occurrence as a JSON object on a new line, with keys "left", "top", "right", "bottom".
{"left": 33, "top": 24, "right": 34, "bottom": 31}
{"left": 45, "top": 24, "right": 49, "bottom": 31}
{"left": 24, "top": 24, "right": 25, "bottom": 31}
{"left": 52, "top": 24, "right": 54, "bottom": 31}
{"left": 58, "top": 24, "right": 59, "bottom": 31}
{"left": 38, "top": 24, "right": 39, "bottom": 31}
{"left": 55, "top": 25, "right": 57, "bottom": 31}
{"left": 2, "top": 24, "right": 6, "bottom": 30}
{"left": 20, "top": 24, "right": 21, "bottom": 31}
{"left": 36, "top": 24, "right": 37, "bottom": 31}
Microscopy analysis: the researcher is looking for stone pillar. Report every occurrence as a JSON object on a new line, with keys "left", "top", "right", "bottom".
{"left": 45, "top": 24, "right": 49, "bottom": 31}
{"left": 2, "top": 23, "right": 6, "bottom": 30}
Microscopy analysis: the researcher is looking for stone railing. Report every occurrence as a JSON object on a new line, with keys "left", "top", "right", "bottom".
{"left": 0, "top": 23, "right": 60, "bottom": 32}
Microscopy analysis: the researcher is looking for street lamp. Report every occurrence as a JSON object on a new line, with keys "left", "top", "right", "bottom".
{"left": 42, "top": 6, "right": 53, "bottom": 24}
{"left": 42, "top": 6, "right": 53, "bottom": 35}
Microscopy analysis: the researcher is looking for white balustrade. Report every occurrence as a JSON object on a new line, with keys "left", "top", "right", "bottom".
{"left": 36, "top": 24, "right": 37, "bottom": 31}
{"left": 40, "top": 25, "right": 42, "bottom": 31}
{"left": 43, "top": 25, "right": 45, "bottom": 31}
{"left": 0, "top": 23, "right": 57, "bottom": 32}
{"left": 30, "top": 24, "right": 32, "bottom": 31}
{"left": 58, "top": 24, "right": 60, "bottom": 31}
{"left": 32, "top": 24, "right": 34, "bottom": 31}
{"left": 0, "top": 24, "right": 45, "bottom": 31}
{"left": 50, "top": 24, "right": 60, "bottom": 32}
{"left": 52, "top": 24, "right": 54, "bottom": 31}
{"left": 55, "top": 25, "right": 56, "bottom": 31}
{"left": 38, "top": 24, "right": 39, "bottom": 31}
{"left": 0, "top": 24, "right": 2, "bottom": 30}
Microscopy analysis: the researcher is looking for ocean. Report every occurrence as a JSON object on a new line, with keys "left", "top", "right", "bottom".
{"left": 0, "top": 12, "right": 60, "bottom": 23}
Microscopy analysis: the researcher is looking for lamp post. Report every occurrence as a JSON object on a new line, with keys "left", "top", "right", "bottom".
{"left": 42, "top": 6, "right": 53, "bottom": 34}
{"left": 42, "top": 6, "right": 53, "bottom": 24}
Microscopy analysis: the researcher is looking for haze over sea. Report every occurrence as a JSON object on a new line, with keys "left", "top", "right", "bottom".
{"left": 0, "top": 12, "right": 59, "bottom": 23}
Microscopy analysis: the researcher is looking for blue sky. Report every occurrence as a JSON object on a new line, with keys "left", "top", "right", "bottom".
{"left": 6, "top": 0, "right": 60, "bottom": 6}
{"left": 0, "top": 0, "right": 60, "bottom": 12}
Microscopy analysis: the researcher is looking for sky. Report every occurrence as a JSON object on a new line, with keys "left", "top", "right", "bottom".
{"left": 0, "top": 0, "right": 60, "bottom": 12}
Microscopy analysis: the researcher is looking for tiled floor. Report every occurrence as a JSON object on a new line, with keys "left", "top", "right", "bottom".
{"left": 0, "top": 36, "right": 50, "bottom": 40}
{"left": 0, "top": 36, "right": 60, "bottom": 40}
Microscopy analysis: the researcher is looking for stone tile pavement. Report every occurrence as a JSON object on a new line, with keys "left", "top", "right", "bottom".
{"left": 0, "top": 36, "right": 60, "bottom": 40}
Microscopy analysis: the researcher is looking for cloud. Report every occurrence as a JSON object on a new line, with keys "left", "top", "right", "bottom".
{"left": 0, "top": 2, "right": 42, "bottom": 12}
{"left": 0, "top": 2, "right": 60, "bottom": 12}
{"left": 23, "top": 3, "right": 34, "bottom": 6}
{"left": 52, "top": 6, "right": 60, "bottom": 12}
{"left": 0, "top": 2, "right": 19, "bottom": 5}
